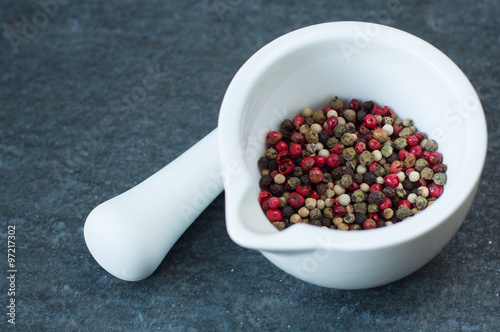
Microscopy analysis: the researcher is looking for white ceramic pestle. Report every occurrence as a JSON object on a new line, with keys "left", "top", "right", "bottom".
{"left": 84, "top": 129, "right": 223, "bottom": 281}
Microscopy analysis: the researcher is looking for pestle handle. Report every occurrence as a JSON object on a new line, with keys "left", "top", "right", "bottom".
{"left": 84, "top": 129, "right": 223, "bottom": 281}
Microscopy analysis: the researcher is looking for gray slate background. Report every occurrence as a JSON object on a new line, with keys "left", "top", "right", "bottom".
{"left": 1, "top": 0, "right": 499, "bottom": 331}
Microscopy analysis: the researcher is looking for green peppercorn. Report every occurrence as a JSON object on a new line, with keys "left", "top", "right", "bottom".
{"left": 344, "top": 212, "right": 355, "bottom": 224}
{"left": 402, "top": 118, "right": 413, "bottom": 127}
{"left": 287, "top": 177, "right": 301, "bottom": 190}
{"left": 420, "top": 167, "right": 434, "bottom": 180}
{"left": 264, "top": 147, "right": 278, "bottom": 159}
{"left": 293, "top": 166, "right": 303, "bottom": 177}
{"left": 359, "top": 150, "right": 375, "bottom": 165}
{"left": 333, "top": 124, "right": 347, "bottom": 138}
{"left": 339, "top": 174, "right": 353, "bottom": 189}
{"left": 373, "top": 164, "right": 386, "bottom": 177}
{"left": 395, "top": 188, "right": 407, "bottom": 199}
{"left": 432, "top": 172, "right": 447, "bottom": 185}
{"left": 312, "top": 110, "right": 326, "bottom": 124}
{"left": 341, "top": 133, "right": 358, "bottom": 146}
{"left": 396, "top": 205, "right": 411, "bottom": 219}
{"left": 305, "top": 131, "right": 319, "bottom": 143}
{"left": 394, "top": 118, "right": 403, "bottom": 126}
{"left": 399, "top": 127, "right": 412, "bottom": 139}
{"left": 381, "top": 145, "right": 393, "bottom": 158}
{"left": 383, "top": 117, "right": 394, "bottom": 125}
{"left": 425, "top": 139, "right": 438, "bottom": 152}
{"left": 351, "top": 224, "right": 362, "bottom": 230}
{"left": 326, "top": 137, "right": 339, "bottom": 149}
{"left": 382, "top": 208, "right": 394, "bottom": 219}
{"left": 394, "top": 138, "right": 408, "bottom": 150}
{"left": 310, "top": 208, "right": 322, "bottom": 219}
{"left": 323, "top": 207, "right": 334, "bottom": 219}
{"left": 415, "top": 196, "right": 428, "bottom": 210}
{"left": 329, "top": 96, "right": 343, "bottom": 110}
{"left": 342, "top": 147, "right": 357, "bottom": 161}
{"left": 343, "top": 109, "right": 356, "bottom": 122}
{"left": 352, "top": 189, "right": 367, "bottom": 203}
{"left": 367, "top": 203, "right": 379, "bottom": 213}
{"left": 415, "top": 158, "right": 429, "bottom": 172}
{"left": 353, "top": 202, "right": 367, "bottom": 214}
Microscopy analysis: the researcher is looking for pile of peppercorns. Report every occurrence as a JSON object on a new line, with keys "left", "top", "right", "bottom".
{"left": 258, "top": 97, "right": 447, "bottom": 231}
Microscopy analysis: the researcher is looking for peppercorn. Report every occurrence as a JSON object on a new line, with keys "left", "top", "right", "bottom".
{"left": 415, "top": 196, "right": 428, "bottom": 210}
{"left": 321, "top": 217, "right": 332, "bottom": 227}
{"left": 323, "top": 207, "right": 334, "bottom": 219}
{"left": 396, "top": 205, "right": 411, "bottom": 219}
{"left": 339, "top": 174, "right": 353, "bottom": 189}
{"left": 425, "top": 139, "right": 438, "bottom": 152}
{"left": 341, "top": 133, "right": 358, "bottom": 146}
{"left": 433, "top": 172, "right": 447, "bottom": 185}
{"left": 382, "top": 208, "right": 394, "bottom": 219}
{"left": 290, "top": 214, "right": 302, "bottom": 224}
{"left": 342, "top": 147, "right": 356, "bottom": 161}
{"left": 415, "top": 158, "right": 428, "bottom": 172}
{"left": 259, "top": 175, "right": 273, "bottom": 189}
{"left": 344, "top": 212, "right": 355, "bottom": 224}
{"left": 270, "top": 183, "right": 285, "bottom": 197}
{"left": 369, "top": 191, "right": 386, "bottom": 205}
{"left": 343, "top": 109, "right": 356, "bottom": 122}
{"left": 420, "top": 167, "right": 434, "bottom": 180}
{"left": 363, "top": 172, "right": 377, "bottom": 185}
{"left": 329, "top": 96, "right": 343, "bottom": 110}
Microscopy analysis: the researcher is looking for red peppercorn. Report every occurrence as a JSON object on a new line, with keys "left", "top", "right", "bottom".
{"left": 393, "top": 124, "right": 403, "bottom": 138}
{"left": 367, "top": 213, "right": 380, "bottom": 222}
{"left": 428, "top": 152, "right": 442, "bottom": 165}
{"left": 368, "top": 139, "right": 382, "bottom": 151}
{"left": 333, "top": 205, "right": 347, "bottom": 217}
{"left": 289, "top": 143, "right": 302, "bottom": 158}
{"left": 407, "top": 135, "right": 419, "bottom": 146}
{"left": 349, "top": 99, "right": 360, "bottom": 111}
{"left": 258, "top": 191, "right": 272, "bottom": 206}
{"left": 330, "top": 143, "right": 344, "bottom": 155}
{"left": 308, "top": 190, "right": 320, "bottom": 200}
{"left": 295, "top": 185, "right": 311, "bottom": 197}
{"left": 423, "top": 151, "right": 432, "bottom": 161}
{"left": 326, "top": 153, "right": 341, "bottom": 168}
{"left": 275, "top": 141, "right": 288, "bottom": 153}
{"left": 432, "top": 163, "right": 447, "bottom": 173}
{"left": 379, "top": 197, "right": 392, "bottom": 210}
{"left": 409, "top": 145, "right": 423, "bottom": 158}
{"left": 369, "top": 162, "right": 379, "bottom": 173}
{"left": 359, "top": 124, "right": 370, "bottom": 136}
{"left": 278, "top": 159, "right": 294, "bottom": 174}
{"left": 325, "top": 127, "right": 334, "bottom": 137}
{"left": 363, "top": 219, "right": 377, "bottom": 229}
{"left": 349, "top": 182, "right": 360, "bottom": 191}
{"left": 266, "top": 209, "right": 283, "bottom": 222}
{"left": 415, "top": 132, "right": 425, "bottom": 141}
{"left": 268, "top": 197, "right": 280, "bottom": 209}
{"left": 314, "top": 155, "right": 326, "bottom": 168}
{"left": 293, "top": 114, "right": 305, "bottom": 129}
{"left": 391, "top": 160, "right": 403, "bottom": 174}
{"left": 300, "top": 157, "right": 315, "bottom": 171}
{"left": 369, "top": 183, "right": 382, "bottom": 193}
{"left": 364, "top": 114, "right": 378, "bottom": 128}
{"left": 326, "top": 116, "right": 339, "bottom": 129}
{"left": 309, "top": 167, "right": 324, "bottom": 183}
{"left": 428, "top": 183, "right": 443, "bottom": 197}
{"left": 417, "top": 178, "right": 427, "bottom": 187}
{"left": 398, "top": 200, "right": 411, "bottom": 209}
{"left": 266, "top": 131, "right": 282, "bottom": 145}
{"left": 261, "top": 199, "right": 271, "bottom": 211}
{"left": 384, "top": 174, "right": 400, "bottom": 188}
{"left": 270, "top": 170, "right": 278, "bottom": 178}
{"left": 287, "top": 192, "right": 305, "bottom": 208}
{"left": 374, "top": 104, "right": 389, "bottom": 116}
{"left": 398, "top": 149, "right": 408, "bottom": 160}
{"left": 355, "top": 141, "right": 367, "bottom": 154}
{"left": 276, "top": 150, "right": 289, "bottom": 164}
{"left": 291, "top": 132, "right": 305, "bottom": 145}
{"left": 323, "top": 106, "right": 333, "bottom": 114}
{"left": 405, "top": 168, "right": 416, "bottom": 177}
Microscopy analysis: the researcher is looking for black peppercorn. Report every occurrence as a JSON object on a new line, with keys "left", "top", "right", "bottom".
{"left": 331, "top": 167, "right": 343, "bottom": 180}
{"left": 258, "top": 156, "right": 269, "bottom": 169}
{"left": 353, "top": 173, "right": 364, "bottom": 184}
{"left": 268, "top": 159, "right": 278, "bottom": 171}
{"left": 402, "top": 178, "right": 414, "bottom": 191}
{"left": 282, "top": 205, "right": 294, "bottom": 218}
{"left": 363, "top": 172, "right": 377, "bottom": 185}
{"left": 269, "top": 184, "right": 284, "bottom": 197}
{"left": 363, "top": 101, "right": 374, "bottom": 111}
{"left": 369, "top": 191, "right": 386, "bottom": 205}
{"left": 300, "top": 175, "right": 311, "bottom": 186}
{"left": 355, "top": 213, "right": 367, "bottom": 224}
{"left": 356, "top": 109, "right": 367, "bottom": 123}
{"left": 310, "top": 219, "right": 322, "bottom": 227}
{"left": 318, "top": 130, "right": 330, "bottom": 144}
{"left": 321, "top": 217, "right": 332, "bottom": 227}
{"left": 382, "top": 186, "right": 396, "bottom": 198}
{"left": 259, "top": 175, "right": 273, "bottom": 189}
{"left": 386, "top": 153, "right": 399, "bottom": 164}
{"left": 280, "top": 119, "right": 293, "bottom": 132}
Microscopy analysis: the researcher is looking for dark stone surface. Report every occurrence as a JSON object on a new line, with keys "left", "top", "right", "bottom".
{"left": 0, "top": 0, "right": 499, "bottom": 330}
